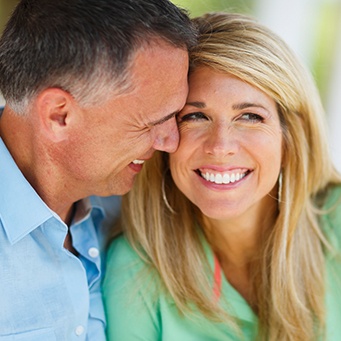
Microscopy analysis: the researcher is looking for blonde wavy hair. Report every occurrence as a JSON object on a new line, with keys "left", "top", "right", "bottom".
{"left": 119, "top": 12, "right": 341, "bottom": 341}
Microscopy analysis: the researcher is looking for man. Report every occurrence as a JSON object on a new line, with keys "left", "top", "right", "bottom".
{"left": 0, "top": 0, "right": 197, "bottom": 340}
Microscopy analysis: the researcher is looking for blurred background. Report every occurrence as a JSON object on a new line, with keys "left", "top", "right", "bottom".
{"left": 1, "top": 0, "right": 340, "bottom": 171}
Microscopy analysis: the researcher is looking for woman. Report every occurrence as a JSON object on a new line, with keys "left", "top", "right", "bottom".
{"left": 103, "top": 12, "right": 341, "bottom": 340}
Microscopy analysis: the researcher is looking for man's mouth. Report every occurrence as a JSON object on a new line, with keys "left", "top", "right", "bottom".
{"left": 132, "top": 159, "right": 145, "bottom": 165}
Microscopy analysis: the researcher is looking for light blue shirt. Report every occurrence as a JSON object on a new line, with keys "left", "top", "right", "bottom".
{"left": 0, "top": 138, "right": 120, "bottom": 340}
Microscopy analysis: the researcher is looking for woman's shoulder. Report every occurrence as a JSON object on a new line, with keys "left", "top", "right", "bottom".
{"left": 322, "top": 184, "right": 341, "bottom": 205}
{"left": 106, "top": 234, "right": 140, "bottom": 263}
{"left": 319, "top": 184, "right": 341, "bottom": 246}
{"left": 103, "top": 236, "right": 162, "bottom": 340}
{"left": 321, "top": 184, "right": 341, "bottom": 220}
{"left": 104, "top": 234, "right": 149, "bottom": 287}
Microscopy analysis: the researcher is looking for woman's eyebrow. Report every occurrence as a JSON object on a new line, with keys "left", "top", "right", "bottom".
{"left": 232, "top": 102, "right": 267, "bottom": 111}
{"left": 186, "top": 101, "right": 206, "bottom": 108}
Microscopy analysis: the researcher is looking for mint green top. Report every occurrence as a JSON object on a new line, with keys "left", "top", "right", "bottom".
{"left": 103, "top": 186, "right": 341, "bottom": 340}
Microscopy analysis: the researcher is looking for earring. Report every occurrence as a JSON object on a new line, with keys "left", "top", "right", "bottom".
{"left": 161, "top": 172, "right": 176, "bottom": 214}
{"left": 278, "top": 170, "right": 283, "bottom": 205}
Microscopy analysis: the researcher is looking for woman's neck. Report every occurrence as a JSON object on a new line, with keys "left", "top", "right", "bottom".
{"left": 202, "top": 197, "right": 278, "bottom": 307}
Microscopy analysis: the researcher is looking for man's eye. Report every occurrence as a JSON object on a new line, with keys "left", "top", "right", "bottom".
{"left": 177, "top": 112, "right": 208, "bottom": 123}
{"left": 239, "top": 113, "right": 264, "bottom": 123}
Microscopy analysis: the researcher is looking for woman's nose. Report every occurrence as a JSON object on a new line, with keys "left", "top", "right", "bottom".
{"left": 204, "top": 123, "right": 239, "bottom": 157}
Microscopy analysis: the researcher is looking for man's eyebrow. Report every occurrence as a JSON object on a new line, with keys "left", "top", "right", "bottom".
{"left": 149, "top": 111, "right": 179, "bottom": 126}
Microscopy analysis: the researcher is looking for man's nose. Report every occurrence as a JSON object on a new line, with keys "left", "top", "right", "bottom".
{"left": 152, "top": 116, "right": 180, "bottom": 153}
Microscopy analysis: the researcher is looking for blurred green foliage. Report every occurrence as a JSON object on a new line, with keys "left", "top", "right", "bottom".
{"left": 1, "top": 0, "right": 253, "bottom": 35}
{"left": 171, "top": 0, "right": 254, "bottom": 17}
{"left": 311, "top": 1, "right": 341, "bottom": 102}
{"left": 0, "top": 0, "right": 18, "bottom": 34}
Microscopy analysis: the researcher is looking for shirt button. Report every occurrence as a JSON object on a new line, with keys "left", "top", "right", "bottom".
{"left": 75, "top": 325, "right": 85, "bottom": 336}
{"left": 88, "top": 247, "right": 99, "bottom": 258}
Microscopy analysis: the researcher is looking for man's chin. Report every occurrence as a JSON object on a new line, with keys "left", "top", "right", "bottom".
{"left": 104, "top": 177, "right": 136, "bottom": 197}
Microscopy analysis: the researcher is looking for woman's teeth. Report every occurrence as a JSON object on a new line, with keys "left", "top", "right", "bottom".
{"left": 200, "top": 171, "right": 247, "bottom": 184}
{"left": 132, "top": 159, "right": 145, "bottom": 165}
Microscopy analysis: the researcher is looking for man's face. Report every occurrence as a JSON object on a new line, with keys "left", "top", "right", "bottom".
{"left": 66, "top": 39, "right": 189, "bottom": 197}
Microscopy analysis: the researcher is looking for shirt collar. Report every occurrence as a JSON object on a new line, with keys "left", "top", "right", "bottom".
{"left": 89, "top": 196, "right": 106, "bottom": 219}
{"left": 0, "top": 138, "right": 55, "bottom": 244}
{"left": 72, "top": 196, "right": 105, "bottom": 226}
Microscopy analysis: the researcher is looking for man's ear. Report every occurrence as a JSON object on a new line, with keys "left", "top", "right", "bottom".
{"left": 35, "top": 88, "right": 78, "bottom": 142}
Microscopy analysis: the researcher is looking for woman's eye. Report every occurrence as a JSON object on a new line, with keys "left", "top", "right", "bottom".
{"left": 177, "top": 112, "right": 208, "bottom": 123}
{"left": 239, "top": 113, "right": 264, "bottom": 123}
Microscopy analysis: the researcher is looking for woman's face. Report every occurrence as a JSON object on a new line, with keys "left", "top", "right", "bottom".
{"left": 170, "top": 66, "right": 283, "bottom": 222}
